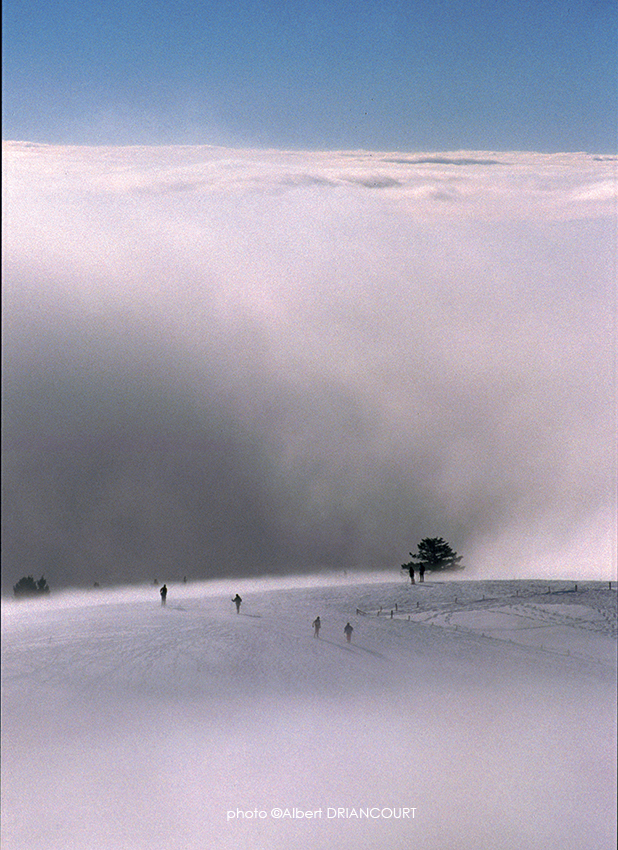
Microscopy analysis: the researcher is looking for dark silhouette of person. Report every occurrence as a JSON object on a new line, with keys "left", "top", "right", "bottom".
{"left": 312, "top": 616, "right": 321, "bottom": 637}
{"left": 160, "top": 584, "right": 168, "bottom": 606}
{"left": 344, "top": 622, "right": 354, "bottom": 643}
{"left": 419, "top": 565, "right": 425, "bottom": 583}
{"left": 232, "top": 593, "right": 242, "bottom": 614}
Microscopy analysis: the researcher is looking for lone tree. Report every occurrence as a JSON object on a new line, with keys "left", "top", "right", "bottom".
{"left": 404, "top": 538, "right": 463, "bottom": 578}
{"left": 13, "top": 575, "right": 50, "bottom": 599}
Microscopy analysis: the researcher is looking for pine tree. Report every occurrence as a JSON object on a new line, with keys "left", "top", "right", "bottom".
{"left": 406, "top": 538, "right": 463, "bottom": 573}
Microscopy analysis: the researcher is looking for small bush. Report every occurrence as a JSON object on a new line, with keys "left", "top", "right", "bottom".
{"left": 13, "top": 575, "right": 50, "bottom": 599}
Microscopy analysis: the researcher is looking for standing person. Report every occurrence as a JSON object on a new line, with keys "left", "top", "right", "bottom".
{"left": 344, "top": 622, "right": 354, "bottom": 643}
{"left": 312, "top": 616, "right": 321, "bottom": 638}
{"left": 160, "top": 584, "right": 168, "bottom": 606}
{"left": 419, "top": 565, "right": 425, "bottom": 583}
{"left": 232, "top": 593, "right": 242, "bottom": 614}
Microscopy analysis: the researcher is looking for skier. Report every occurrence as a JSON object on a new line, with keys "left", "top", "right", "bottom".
{"left": 419, "top": 565, "right": 425, "bottom": 583}
{"left": 160, "top": 584, "right": 168, "bottom": 606}
{"left": 312, "top": 616, "right": 321, "bottom": 638}
{"left": 232, "top": 593, "right": 242, "bottom": 614}
{"left": 344, "top": 622, "right": 354, "bottom": 643}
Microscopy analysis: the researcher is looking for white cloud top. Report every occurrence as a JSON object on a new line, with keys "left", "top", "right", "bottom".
{"left": 2, "top": 143, "right": 616, "bottom": 585}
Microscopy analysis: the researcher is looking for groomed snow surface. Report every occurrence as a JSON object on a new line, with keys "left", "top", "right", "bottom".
{"left": 2, "top": 573, "right": 616, "bottom": 850}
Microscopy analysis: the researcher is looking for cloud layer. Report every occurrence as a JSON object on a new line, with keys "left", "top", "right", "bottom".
{"left": 2, "top": 143, "right": 616, "bottom": 588}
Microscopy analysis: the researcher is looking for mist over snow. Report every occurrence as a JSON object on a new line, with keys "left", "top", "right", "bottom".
{"left": 2, "top": 142, "right": 616, "bottom": 590}
{"left": 1, "top": 574, "right": 616, "bottom": 850}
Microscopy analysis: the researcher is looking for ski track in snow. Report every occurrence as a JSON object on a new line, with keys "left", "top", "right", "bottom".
{"left": 2, "top": 576, "right": 616, "bottom": 850}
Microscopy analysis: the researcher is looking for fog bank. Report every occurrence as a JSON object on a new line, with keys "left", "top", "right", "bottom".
{"left": 2, "top": 143, "right": 616, "bottom": 589}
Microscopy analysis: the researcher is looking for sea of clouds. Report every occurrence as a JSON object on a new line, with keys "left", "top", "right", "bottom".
{"left": 2, "top": 143, "right": 616, "bottom": 589}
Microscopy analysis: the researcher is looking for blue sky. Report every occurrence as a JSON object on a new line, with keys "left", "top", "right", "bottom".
{"left": 2, "top": 0, "right": 616, "bottom": 151}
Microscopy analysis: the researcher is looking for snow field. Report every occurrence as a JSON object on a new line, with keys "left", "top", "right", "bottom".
{"left": 2, "top": 575, "right": 616, "bottom": 849}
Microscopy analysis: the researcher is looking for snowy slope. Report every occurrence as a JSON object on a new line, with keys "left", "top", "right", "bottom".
{"left": 2, "top": 574, "right": 616, "bottom": 850}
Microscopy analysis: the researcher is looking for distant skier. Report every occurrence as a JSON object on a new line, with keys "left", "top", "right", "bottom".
{"left": 232, "top": 593, "right": 242, "bottom": 614}
{"left": 344, "top": 622, "right": 354, "bottom": 643}
{"left": 419, "top": 565, "right": 425, "bottom": 583}
{"left": 312, "top": 616, "right": 321, "bottom": 638}
{"left": 160, "top": 584, "right": 168, "bottom": 606}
